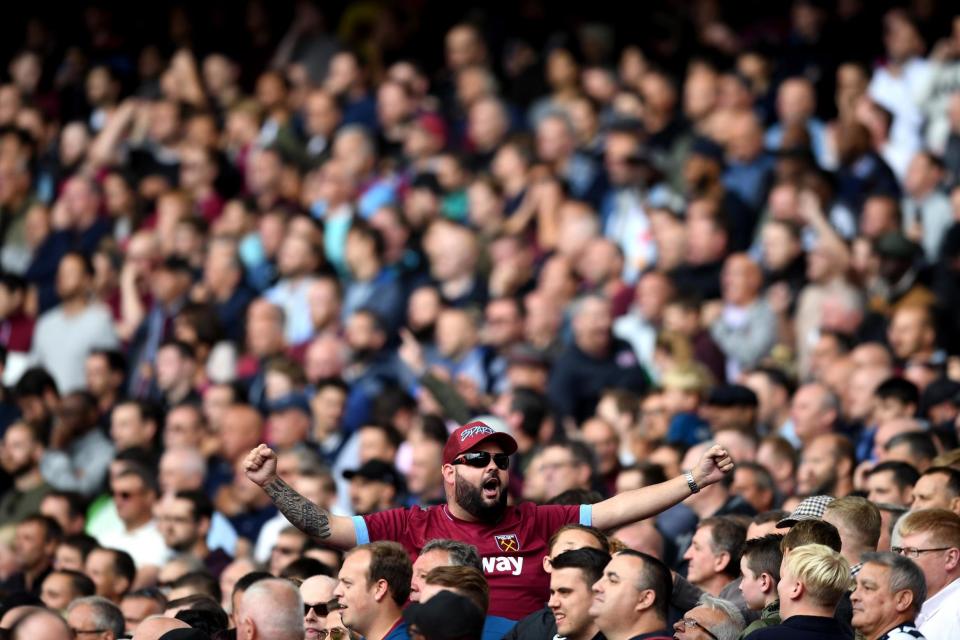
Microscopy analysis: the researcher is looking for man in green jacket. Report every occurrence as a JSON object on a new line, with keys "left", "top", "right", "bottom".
{"left": 738, "top": 534, "right": 783, "bottom": 638}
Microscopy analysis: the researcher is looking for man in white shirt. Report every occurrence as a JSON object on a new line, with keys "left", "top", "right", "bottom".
{"left": 868, "top": 10, "right": 932, "bottom": 162}
{"left": 97, "top": 467, "right": 171, "bottom": 584}
{"left": 31, "top": 252, "right": 118, "bottom": 393}
{"left": 892, "top": 508, "right": 960, "bottom": 639}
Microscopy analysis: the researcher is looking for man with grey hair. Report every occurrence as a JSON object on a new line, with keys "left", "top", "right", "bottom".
{"left": 851, "top": 551, "right": 927, "bottom": 640}
{"left": 411, "top": 538, "right": 481, "bottom": 601}
{"left": 66, "top": 596, "right": 125, "bottom": 640}
{"left": 236, "top": 577, "right": 304, "bottom": 640}
{"left": 674, "top": 593, "right": 746, "bottom": 640}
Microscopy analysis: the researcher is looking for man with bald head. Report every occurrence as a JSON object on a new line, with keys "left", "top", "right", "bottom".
{"left": 791, "top": 383, "right": 839, "bottom": 447}
{"left": 301, "top": 575, "right": 337, "bottom": 640}
{"left": 9, "top": 608, "right": 71, "bottom": 640}
{"left": 131, "top": 615, "right": 191, "bottom": 640}
{"left": 887, "top": 305, "right": 937, "bottom": 364}
{"left": 710, "top": 254, "right": 776, "bottom": 381}
{"left": 237, "top": 577, "right": 304, "bottom": 640}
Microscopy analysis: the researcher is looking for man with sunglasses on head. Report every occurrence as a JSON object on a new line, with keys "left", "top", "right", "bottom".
{"left": 301, "top": 574, "right": 337, "bottom": 640}
{"left": 892, "top": 509, "right": 960, "bottom": 639}
{"left": 245, "top": 420, "right": 734, "bottom": 624}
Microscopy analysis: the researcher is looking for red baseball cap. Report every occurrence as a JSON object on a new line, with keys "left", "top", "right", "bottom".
{"left": 443, "top": 421, "right": 518, "bottom": 465}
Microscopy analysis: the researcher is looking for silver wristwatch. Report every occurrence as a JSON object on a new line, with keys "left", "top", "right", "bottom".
{"left": 684, "top": 470, "right": 700, "bottom": 494}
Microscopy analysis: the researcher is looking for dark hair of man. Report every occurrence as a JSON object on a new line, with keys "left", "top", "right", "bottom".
{"left": 115, "top": 465, "right": 159, "bottom": 495}
{"left": 551, "top": 548, "right": 612, "bottom": 588}
{"left": 742, "top": 534, "right": 785, "bottom": 582}
{"left": 921, "top": 466, "right": 960, "bottom": 497}
{"left": 175, "top": 604, "right": 230, "bottom": 637}
{"left": 232, "top": 571, "right": 272, "bottom": 600}
{"left": 158, "top": 338, "right": 196, "bottom": 361}
{"left": 358, "top": 422, "right": 403, "bottom": 450}
{"left": 280, "top": 557, "right": 334, "bottom": 582}
{"left": 621, "top": 461, "right": 668, "bottom": 487}
{"left": 867, "top": 461, "right": 920, "bottom": 490}
{"left": 55, "top": 569, "right": 96, "bottom": 598}
{"left": 698, "top": 516, "right": 746, "bottom": 578}
{"left": 884, "top": 432, "right": 937, "bottom": 463}
{"left": 752, "top": 510, "right": 790, "bottom": 526}
{"left": 175, "top": 490, "right": 214, "bottom": 522}
{"left": 19, "top": 514, "right": 63, "bottom": 544}
{"left": 350, "top": 541, "right": 412, "bottom": 606}
{"left": 780, "top": 519, "right": 842, "bottom": 553}
{"left": 124, "top": 587, "right": 168, "bottom": 609}
{"left": 46, "top": 491, "right": 88, "bottom": 521}
{"left": 875, "top": 378, "right": 919, "bottom": 408}
{"left": 170, "top": 571, "right": 221, "bottom": 602}
{"left": 60, "top": 533, "right": 99, "bottom": 561}
{"left": 510, "top": 387, "right": 549, "bottom": 439}
{"left": 423, "top": 565, "right": 490, "bottom": 612}
{"left": 735, "top": 461, "right": 775, "bottom": 493}
{"left": 615, "top": 549, "right": 672, "bottom": 622}
{"left": 102, "top": 548, "right": 136, "bottom": 585}
{"left": 548, "top": 524, "right": 610, "bottom": 555}
{"left": 14, "top": 367, "right": 58, "bottom": 399}
{"left": 89, "top": 349, "right": 128, "bottom": 376}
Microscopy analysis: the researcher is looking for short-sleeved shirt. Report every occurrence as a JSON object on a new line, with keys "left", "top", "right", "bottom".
{"left": 354, "top": 502, "right": 592, "bottom": 620}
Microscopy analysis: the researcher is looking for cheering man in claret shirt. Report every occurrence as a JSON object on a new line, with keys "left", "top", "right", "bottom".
{"left": 245, "top": 420, "right": 734, "bottom": 623}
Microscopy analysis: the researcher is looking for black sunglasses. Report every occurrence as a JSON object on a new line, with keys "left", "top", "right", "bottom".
{"left": 304, "top": 602, "right": 331, "bottom": 617}
{"left": 452, "top": 452, "right": 510, "bottom": 470}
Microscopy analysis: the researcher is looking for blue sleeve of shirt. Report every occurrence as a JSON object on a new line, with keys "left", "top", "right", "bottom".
{"left": 579, "top": 504, "right": 592, "bottom": 526}
{"left": 353, "top": 515, "right": 370, "bottom": 545}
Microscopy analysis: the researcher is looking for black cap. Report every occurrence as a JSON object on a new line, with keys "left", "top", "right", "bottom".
{"left": 705, "top": 384, "right": 759, "bottom": 408}
{"left": 159, "top": 256, "right": 194, "bottom": 274}
{"left": 402, "top": 590, "right": 485, "bottom": 640}
{"left": 342, "top": 459, "right": 405, "bottom": 492}
{"left": 875, "top": 232, "right": 920, "bottom": 260}
{"left": 505, "top": 344, "right": 551, "bottom": 369}
{"left": 159, "top": 630, "right": 211, "bottom": 640}
{"left": 267, "top": 392, "right": 312, "bottom": 417}
{"left": 411, "top": 172, "right": 443, "bottom": 195}
{"left": 689, "top": 136, "right": 725, "bottom": 164}
{"left": 922, "top": 377, "right": 960, "bottom": 412}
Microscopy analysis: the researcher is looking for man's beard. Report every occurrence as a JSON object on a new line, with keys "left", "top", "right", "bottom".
{"left": 5, "top": 460, "right": 34, "bottom": 479}
{"left": 811, "top": 468, "right": 839, "bottom": 496}
{"left": 455, "top": 470, "right": 507, "bottom": 522}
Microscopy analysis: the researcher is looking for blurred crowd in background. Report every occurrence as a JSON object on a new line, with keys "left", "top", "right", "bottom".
{"left": 0, "top": 0, "right": 956, "bottom": 638}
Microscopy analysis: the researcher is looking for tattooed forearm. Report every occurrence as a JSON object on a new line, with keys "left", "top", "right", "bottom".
{"left": 264, "top": 478, "right": 332, "bottom": 539}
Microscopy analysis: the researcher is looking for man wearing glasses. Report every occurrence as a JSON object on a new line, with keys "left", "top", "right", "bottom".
{"left": 892, "top": 509, "right": 960, "bottom": 639}
{"left": 850, "top": 552, "right": 928, "bottom": 640}
{"left": 673, "top": 593, "right": 745, "bottom": 640}
{"left": 301, "top": 574, "right": 337, "bottom": 640}
{"left": 246, "top": 420, "right": 734, "bottom": 622}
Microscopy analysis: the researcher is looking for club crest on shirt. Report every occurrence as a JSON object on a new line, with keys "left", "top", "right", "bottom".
{"left": 494, "top": 533, "right": 520, "bottom": 552}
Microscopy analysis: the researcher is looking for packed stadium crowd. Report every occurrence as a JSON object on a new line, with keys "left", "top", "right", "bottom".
{"left": 0, "top": 0, "right": 960, "bottom": 639}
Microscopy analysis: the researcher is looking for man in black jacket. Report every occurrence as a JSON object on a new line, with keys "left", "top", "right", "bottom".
{"left": 547, "top": 295, "right": 647, "bottom": 427}
{"left": 749, "top": 543, "right": 852, "bottom": 640}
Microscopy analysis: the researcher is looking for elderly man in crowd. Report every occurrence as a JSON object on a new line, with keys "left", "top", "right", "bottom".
{"left": 851, "top": 551, "right": 928, "bottom": 640}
